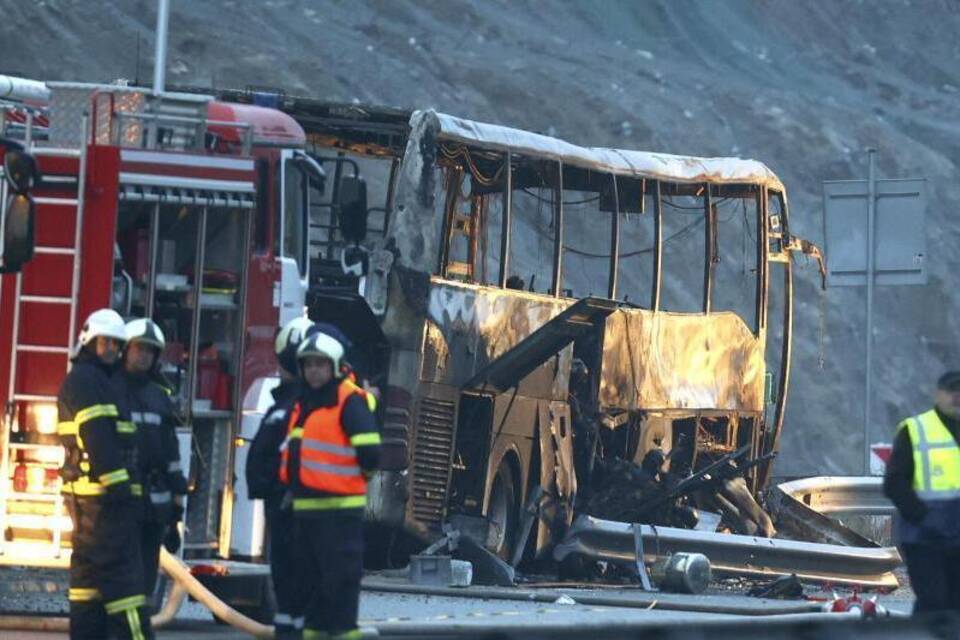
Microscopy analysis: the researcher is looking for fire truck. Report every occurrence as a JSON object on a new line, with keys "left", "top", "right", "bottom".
{"left": 0, "top": 76, "right": 330, "bottom": 572}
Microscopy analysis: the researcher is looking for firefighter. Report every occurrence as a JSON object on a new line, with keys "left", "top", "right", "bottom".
{"left": 113, "top": 318, "right": 188, "bottom": 608}
{"left": 57, "top": 309, "right": 152, "bottom": 639}
{"left": 245, "top": 316, "right": 315, "bottom": 637}
{"left": 281, "top": 330, "right": 380, "bottom": 640}
{"left": 883, "top": 371, "right": 960, "bottom": 614}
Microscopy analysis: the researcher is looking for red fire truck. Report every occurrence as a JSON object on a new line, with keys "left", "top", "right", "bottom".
{"left": 0, "top": 77, "right": 327, "bottom": 571}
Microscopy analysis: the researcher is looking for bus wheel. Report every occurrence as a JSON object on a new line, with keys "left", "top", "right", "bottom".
{"left": 487, "top": 461, "right": 518, "bottom": 562}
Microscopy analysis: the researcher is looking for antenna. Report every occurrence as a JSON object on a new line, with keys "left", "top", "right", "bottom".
{"left": 135, "top": 32, "right": 141, "bottom": 86}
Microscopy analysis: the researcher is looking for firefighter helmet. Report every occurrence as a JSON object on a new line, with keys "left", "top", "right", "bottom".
{"left": 125, "top": 318, "right": 166, "bottom": 350}
{"left": 77, "top": 309, "right": 127, "bottom": 347}
{"left": 296, "top": 331, "right": 345, "bottom": 378}
{"left": 275, "top": 316, "right": 315, "bottom": 374}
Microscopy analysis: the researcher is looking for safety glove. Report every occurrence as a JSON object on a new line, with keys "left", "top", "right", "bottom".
{"left": 163, "top": 525, "right": 181, "bottom": 554}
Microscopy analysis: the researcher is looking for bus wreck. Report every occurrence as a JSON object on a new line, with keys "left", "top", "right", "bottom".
{"left": 250, "top": 98, "right": 824, "bottom": 564}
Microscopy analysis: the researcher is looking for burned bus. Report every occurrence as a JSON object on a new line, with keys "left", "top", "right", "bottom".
{"left": 227, "top": 96, "right": 820, "bottom": 562}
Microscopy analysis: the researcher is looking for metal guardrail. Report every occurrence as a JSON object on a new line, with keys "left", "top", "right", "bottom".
{"left": 775, "top": 476, "right": 895, "bottom": 517}
{"left": 553, "top": 516, "right": 901, "bottom": 588}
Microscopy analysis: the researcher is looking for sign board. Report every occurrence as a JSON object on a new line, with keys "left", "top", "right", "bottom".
{"left": 870, "top": 442, "right": 892, "bottom": 476}
{"left": 823, "top": 178, "right": 927, "bottom": 287}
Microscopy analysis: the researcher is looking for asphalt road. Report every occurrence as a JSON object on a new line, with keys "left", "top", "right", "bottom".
{"left": 1, "top": 582, "right": 916, "bottom": 639}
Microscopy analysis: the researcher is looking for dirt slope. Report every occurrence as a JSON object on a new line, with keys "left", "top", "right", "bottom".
{"left": 4, "top": 0, "right": 960, "bottom": 476}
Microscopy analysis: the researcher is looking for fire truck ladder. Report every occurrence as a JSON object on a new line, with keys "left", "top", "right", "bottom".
{"left": 0, "top": 137, "right": 89, "bottom": 562}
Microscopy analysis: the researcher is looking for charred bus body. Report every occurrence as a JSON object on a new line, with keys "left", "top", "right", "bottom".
{"left": 243, "top": 97, "right": 816, "bottom": 562}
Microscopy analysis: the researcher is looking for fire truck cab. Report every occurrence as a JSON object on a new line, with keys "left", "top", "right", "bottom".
{"left": 0, "top": 80, "right": 325, "bottom": 566}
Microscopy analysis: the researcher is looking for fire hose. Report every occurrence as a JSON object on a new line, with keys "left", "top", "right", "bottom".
{"left": 153, "top": 547, "right": 274, "bottom": 637}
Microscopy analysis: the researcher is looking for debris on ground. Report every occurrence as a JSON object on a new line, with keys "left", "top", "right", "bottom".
{"left": 748, "top": 574, "right": 805, "bottom": 600}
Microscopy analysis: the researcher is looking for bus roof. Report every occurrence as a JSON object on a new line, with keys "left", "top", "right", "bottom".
{"left": 429, "top": 110, "right": 785, "bottom": 192}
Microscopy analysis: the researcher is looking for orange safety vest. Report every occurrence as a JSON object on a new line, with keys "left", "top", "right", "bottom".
{"left": 279, "top": 380, "right": 368, "bottom": 496}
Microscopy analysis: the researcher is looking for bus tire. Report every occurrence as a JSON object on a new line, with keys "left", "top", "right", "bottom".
{"left": 487, "top": 460, "right": 519, "bottom": 562}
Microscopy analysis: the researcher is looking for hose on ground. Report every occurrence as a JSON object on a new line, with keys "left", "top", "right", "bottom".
{"left": 149, "top": 579, "right": 187, "bottom": 628}
{"left": 157, "top": 546, "right": 275, "bottom": 638}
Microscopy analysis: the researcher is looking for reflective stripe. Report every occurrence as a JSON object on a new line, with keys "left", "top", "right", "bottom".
{"left": 125, "top": 608, "right": 146, "bottom": 640}
{"left": 366, "top": 394, "right": 378, "bottom": 413}
{"left": 62, "top": 479, "right": 105, "bottom": 496}
{"left": 917, "top": 415, "right": 933, "bottom": 493}
{"left": 150, "top": 491, "right": 172, "bottom": 504}
{"left": 57, "top": 421, "right": 85, "bottom": 450}
{"left": 99, "top": 468, "right": 130, "bottom": 486}
{"left": 57, "top": 421, "right": 78, "bottom": 436}
{"left": 104, "top": 594, "right": 146, "bottom": 615}
{"left": 350, "top": 432, "right": 381, "bottom": 447}
{"left": 116, "top": 420, "right": 137, "bottom": 434}
{"left": 301, "top": 459, "right": 362, "bottom": 477}
{"left": 68, "top": 587, "right": 101, "bottom": 602}
{"left": 304, "top": 629, "right": 361, "bottom": 640}
{"left": 75, "top": 404, "right": 119, "bottom": 425}
{"left": 168, "top": 461, "right": 181, "bottom": 473}
{"left": 303, "top": 437, "right": 356, "bottom": 457}
{"left": 917, "top": 489, "right": 960, "bottom": 500}
{"left": 131, "top": 483, "right": 143, "bottom": 497}
{"left": 130, "top": 411, "right": 162, "bottom": 425}
{"left": 280, "top": 427, "right": 303, "bottom": 454}
{"left": 293, "top": 495, "right": 366, "bottom": 511}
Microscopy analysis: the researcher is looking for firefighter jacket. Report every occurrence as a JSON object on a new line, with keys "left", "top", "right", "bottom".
{"left": 888, "top": 409, "right": 960, "bottom": 546}
{"left": 280, "top": 377, "right": 381, "bottom": 514}
{"left": 57, "top": 352, "right": 140, "bottom": 499}
{"left": 112, "top": 370, "right": 188, "bottom": 521}
{"left": 246, "top": 379, "right": 300, "bottom": 503}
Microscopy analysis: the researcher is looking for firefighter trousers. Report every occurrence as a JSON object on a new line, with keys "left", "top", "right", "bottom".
{"left": 901, "top": 543, "right": 960, "bottom": 614}
{"left": 294, "top": 510, "right": 364, "bottom": 639}
{"left": 267, "top": 500, "right": 304, "bottom": 637}
{"left": 140, "top": 519, "right": 166, "bottom": 611}
{"left": 67, "top": 496, "right": 152, "bottom": 639}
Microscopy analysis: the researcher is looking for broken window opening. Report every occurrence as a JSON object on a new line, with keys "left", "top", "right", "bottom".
{"left": 559, "top": 166, "right": 611, "bottom": 299}
{"left": 507, "top": 156, "right": 560, "bottom": 295}
{"left": 710, "top": 187, "right": 761, "bottom": 332}
{"left": 658, "top": 186, "right": 708, "bottom": 313}
{"left": 437, "top": 146, "right": 509, "bottom": 286}
{"left": 614, "top": 177, "right": 656, "bottom": 309}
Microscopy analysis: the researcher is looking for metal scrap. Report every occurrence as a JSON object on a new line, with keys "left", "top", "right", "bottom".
{"left": 554, "top": 515, "right": 901, "bottom": 589}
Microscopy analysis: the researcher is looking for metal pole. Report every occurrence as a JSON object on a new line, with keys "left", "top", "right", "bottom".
{"left": 498, "top": 151, "right": 512, "bottom": 288}
{"left": 703, "top": 185, "right": 714, "bottom": 313}
{"left": 153, "top": 0, "right": 170, "bottom": 95}
{"left": 651, "top": 181, "right": 663, "bottom": 312}
{"left": 607, "top": 174, "right": 620, "bottom": 300}
{"left": 864, "top": 149, "right": 877, "bottom": 475}
{"left": 24, "top": 111, "right": 33, "bottom": 148}
{"left": 146, "top": 202, "right": 160, "bottom": 318}
{"left": 551, "top": 160, "right": 563, "bottom": 297}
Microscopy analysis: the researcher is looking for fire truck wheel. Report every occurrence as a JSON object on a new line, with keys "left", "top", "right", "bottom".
{"left": 488, "top": 460, "right": 519, "bottom": 562}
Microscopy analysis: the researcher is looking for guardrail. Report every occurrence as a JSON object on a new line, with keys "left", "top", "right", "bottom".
{"left": 775, "top": 476, "right": 895, "bottom": 517}
{"left": 553, "top": 516, "right": 901, "bottom": 589}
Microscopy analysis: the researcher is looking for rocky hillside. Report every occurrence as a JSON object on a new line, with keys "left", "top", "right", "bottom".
{"left": 4, "top": 0, "right": 960, "bottom": 476}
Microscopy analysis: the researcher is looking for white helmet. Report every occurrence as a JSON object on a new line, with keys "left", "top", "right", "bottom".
{"left": 125, "top": 318, "right": 166, "bottom": 350}
{"left": 78, "top": 309, "right": 127, "bottom": 348}
{"left": 296, "top": 332, "right": 344, "bottom": 378}
{"left": 275, "top": 316, "right": 316, "bottom": 374}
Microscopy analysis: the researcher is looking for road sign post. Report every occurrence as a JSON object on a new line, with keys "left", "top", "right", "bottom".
{"left": 823, "top": 153, "right": 927, "bottom": 475}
